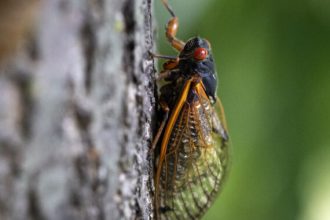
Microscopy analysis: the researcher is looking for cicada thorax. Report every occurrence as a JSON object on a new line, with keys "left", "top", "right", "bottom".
{"left": 156, "top": 81, "right": 229, "bottom": 219}
{"left": 178, "top": 37, "right": 218, "bottom": 101}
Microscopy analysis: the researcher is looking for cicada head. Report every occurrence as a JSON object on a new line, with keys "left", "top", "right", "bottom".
{"left": 179, "top": 37, "right": 218, "bottom": 102}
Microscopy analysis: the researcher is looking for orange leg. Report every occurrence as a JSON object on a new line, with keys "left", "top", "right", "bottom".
{"left": 158, "top": 59, "right": 180, "bottom": 80}
{"left": 150, "top": 51, "right": 180, "bottom": 80}
{"left": 149, "top": 52, "right": 179, "bottom": 69}
{"left": 162, "top": 58, "right": 179, "bottom": 70}
{"left": 150, "top": 101, "right": 170, "bottom": 151}
{"left": 161, "top": 0, "right": 185, "bottom": 51}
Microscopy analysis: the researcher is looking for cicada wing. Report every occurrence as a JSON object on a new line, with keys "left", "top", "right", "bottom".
{"left": 157, "top": 85, "right": 229, "bottom": 220}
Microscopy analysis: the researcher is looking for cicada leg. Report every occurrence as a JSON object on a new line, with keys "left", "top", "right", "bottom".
{"left": 150, "top": 101, "right": 170, "bottom": 151}
{"left": 158, "top": 58, "right": 180, "bottom": 80}
{"left": 154, "top": 79, "right": 194, "bottom": 219}
{"left": 149, "top": 51, "right": 180, "bottom": 80}
{"left": 149, "top": 51, "right": 178, "bottom": 60}
{"left": 161, "top": 0, "right": 185, "bottom": 51}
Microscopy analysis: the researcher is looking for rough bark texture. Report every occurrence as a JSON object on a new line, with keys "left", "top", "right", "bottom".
{"left": 0, "top": 0, "right": 155, "bottom": 219}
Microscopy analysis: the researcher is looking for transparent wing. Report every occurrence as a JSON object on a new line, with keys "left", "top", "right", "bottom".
{"left": 157, "top": 87, "right": 229, "bottom": 220}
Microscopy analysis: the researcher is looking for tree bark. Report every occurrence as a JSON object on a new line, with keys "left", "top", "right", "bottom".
{"left": 0, "top": 0, "right": 155, "bottom": 219}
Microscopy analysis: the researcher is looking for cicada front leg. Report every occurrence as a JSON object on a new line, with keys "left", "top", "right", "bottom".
{"left": 149, "top": 55, "right": 179, "bottom": 152}
{"left": 161, "top": 0, "right": 185, "bottom": 51}
{"left": 149, "top": 52, "right": 180, "bottom": 80}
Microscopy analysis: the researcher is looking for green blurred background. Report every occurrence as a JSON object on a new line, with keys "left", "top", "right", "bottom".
{"left": 155, "top": 0, "right": 330, "bottom": 220}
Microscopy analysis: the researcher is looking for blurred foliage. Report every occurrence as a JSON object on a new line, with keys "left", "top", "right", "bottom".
{"left": 155, "top": 0, "right": 330, "bottom": 220}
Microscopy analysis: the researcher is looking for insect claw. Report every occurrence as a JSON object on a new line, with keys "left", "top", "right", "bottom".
{"left": 148, "top": 50, "right": 156, "bottom": 58}
{"left": 162, "top": 0, "right": 176, "bottom": 17}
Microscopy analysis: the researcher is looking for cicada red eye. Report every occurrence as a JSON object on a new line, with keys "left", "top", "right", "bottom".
{"left": 193, "top": 47, "right": 208, "bottom": 61}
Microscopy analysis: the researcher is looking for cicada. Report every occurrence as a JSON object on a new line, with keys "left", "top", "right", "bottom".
{"left": 151, "top": 0, "right": 230, "bottom": 219}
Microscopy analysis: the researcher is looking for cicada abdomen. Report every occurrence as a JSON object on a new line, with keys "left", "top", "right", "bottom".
{"left": 155, "top": 81, "right": 229, "bottom": 219}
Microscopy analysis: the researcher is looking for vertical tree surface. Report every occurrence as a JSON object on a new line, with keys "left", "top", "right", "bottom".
{"left": 0, "top": 0, "right": 155, "bottom": 219}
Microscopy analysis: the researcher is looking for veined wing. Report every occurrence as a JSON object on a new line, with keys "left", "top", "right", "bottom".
{"left": 156, "top": 82, "right": 229, "bottom": 220}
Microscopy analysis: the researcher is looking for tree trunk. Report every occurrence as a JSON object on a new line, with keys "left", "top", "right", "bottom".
{"left": 0, "top": 0, "right": 155, "bottom": 219}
